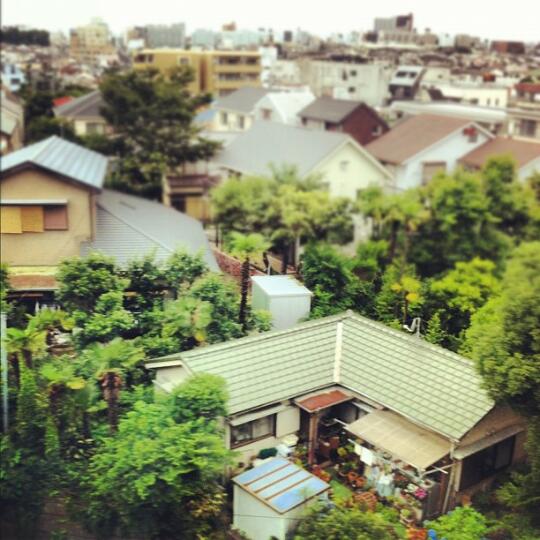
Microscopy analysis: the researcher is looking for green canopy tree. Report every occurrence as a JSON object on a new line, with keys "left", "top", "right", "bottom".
{"left": 294, "top": 503, "right": 401, "bottom": 540}
{"left": 76, "top": 375, "right": 232, "bottom": 539}
{"left": 100, "top": 67, "right": 220, "bottom": 198}
{"left": 228, "top": 232, "right": 270, "bottom": 331}
{"left": 464, "top": 242, "right": 540, "bottom": 513}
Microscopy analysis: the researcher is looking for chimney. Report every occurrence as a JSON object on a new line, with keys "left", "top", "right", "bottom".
{"left": 251, "top": 275, "right": 312, "bottom": 331}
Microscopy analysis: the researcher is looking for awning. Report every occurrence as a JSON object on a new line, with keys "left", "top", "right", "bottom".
{"left": 453, "top": 424, "right": 525, "bottom": 460}
{"left": 346, "top": 410, "right": 451, "bottom": 471}
{"left": 295, "top": 389, "right": 352, "bottom": 413}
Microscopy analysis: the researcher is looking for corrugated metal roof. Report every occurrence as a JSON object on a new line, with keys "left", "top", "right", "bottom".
{"left": 366, "top": 114, "right": 473, "bottom": 165}
{"left": 298, "top": 96, "right": 362, "bottom": 123}
{"left": 54, "top": 90, "right": 104, "bottom": 119}
{"left": 149, "top": 312, "right": 494, "bottom": 440}
{"left": 213, "top": 87, "right": 269, "bottom": 113}
{"left": 1, "top": 136, "right": 108, "bottom": 189}
{"left": 215, "top": 121, "right": 349, "bottom": 177}
{"left": 233, "top": 457, "right": 329, "bottom": 514}
{"left": 81, "top": 189, "right": 219, "bottom": 269}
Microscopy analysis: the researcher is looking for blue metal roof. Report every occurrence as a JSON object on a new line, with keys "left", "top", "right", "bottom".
{"left": 233, "top": 457, "right": 329, "bottom": 514}
{"left": 1, "top": 136, "right": 108, "bottom": 190}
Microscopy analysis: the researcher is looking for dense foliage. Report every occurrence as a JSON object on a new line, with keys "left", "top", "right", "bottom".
{"left": 99, "top": 67, "right": 220, "bottom": 198}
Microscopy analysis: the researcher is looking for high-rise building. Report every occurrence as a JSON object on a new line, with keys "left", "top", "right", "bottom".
{"left": 145, "top": 23, "right": 186, "bottom": 48}
{"left": 374, "top": 13, "right": 414, "bottom": 32}
{"left": 69, "top": 18, "right": 115, "bottom": 64}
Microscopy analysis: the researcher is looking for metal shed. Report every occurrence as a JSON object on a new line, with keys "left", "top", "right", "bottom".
{"left": 232, "top": 457, "right": 330, "bottom": 540}
{"left": 251, "top": 275, "right": 312, "bottom": 331}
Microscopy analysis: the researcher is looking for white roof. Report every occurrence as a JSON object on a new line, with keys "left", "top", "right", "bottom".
{"left": 251, "top": 275, "right": 312, "bottom": 297}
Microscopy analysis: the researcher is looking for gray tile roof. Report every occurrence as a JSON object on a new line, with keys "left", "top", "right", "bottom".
{"left": 213, "top": 87, "right": 270, "bottom": 114}
{"left": 81, "top": 189, "right": 219, "bottom": 269}
{"left": 148, "top": 312, "right": 494, "bottom": 441}
{"left": 0, "top": 136, "right": 108, "bottom": 189}
{"left": 215, "top": 121, "right": 349, "bottom": 177}
{"left": 54, "top": 90, "right": 104, "bottom": 119}
{"left": 298, "top": 96, "right": 363, "bottom": 123}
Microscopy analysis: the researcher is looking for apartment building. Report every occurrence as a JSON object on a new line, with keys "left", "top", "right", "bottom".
{"left": 69, "top": 18, "right": 115, "bottom": 64}
{"left": 133, "top": 49, "right": 261, "bottom": 96}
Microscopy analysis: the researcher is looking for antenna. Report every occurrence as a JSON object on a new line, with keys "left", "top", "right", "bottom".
{"left": 403, "top": 317, "right": 422, "bottom": 338}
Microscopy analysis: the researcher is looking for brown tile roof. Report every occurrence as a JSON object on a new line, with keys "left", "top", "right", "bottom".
{"left": 460, "top": 137, "right": 540, "bottom": 169}
{"left": 365, "top": 114, "right": 472, "bottom": 165}
{"left": 296, "top": 389, "right": 352, "bottom": 413}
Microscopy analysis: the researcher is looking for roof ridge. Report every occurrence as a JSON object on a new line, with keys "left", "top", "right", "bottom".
{"left": 180, "top": 312, "right": 350, "bottom": 360}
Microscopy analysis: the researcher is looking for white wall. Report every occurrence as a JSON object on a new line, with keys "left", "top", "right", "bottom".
{"left": 428, "top": 83, "right": 509, "bottom": 108}
{"left": 394, "top": 128, "right": 492, "bottom": 190}
{"left": 233, "top": 485, "right": 286, "bottom": 540}
{"left": 213, "top": 109, "right": 253, "bottom": 131}
{"left": 316, "top": 142, "right": 390, "bottom": 199}
{"left": 519, "top": 157, "right": 540, "bottom": 181}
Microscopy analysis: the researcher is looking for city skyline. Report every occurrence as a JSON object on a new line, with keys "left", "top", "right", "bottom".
{"left": 2, "top": 0, "right": 538, "bottom": 42}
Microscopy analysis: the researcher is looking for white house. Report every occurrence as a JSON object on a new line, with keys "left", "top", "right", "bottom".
{"left": 366, "top": 114, "right": 493, "bottom": 190}
{"left": 253, "top": 89, "right": 315, "bottom": 126}
{"left": 213, "top": 121, "right": 393, "bottom": 200}
{"left": 211, "top": 87, "right": 270, "bottom": 132}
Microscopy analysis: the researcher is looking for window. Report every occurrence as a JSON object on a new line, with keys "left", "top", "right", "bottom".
{"left": 221, "top": 112, "right": 228, "bottom": 125}
{"left": 459, "top": 436, "right": 515, "bottom": 490}
{"left": 372, "top": 125, "right": 383, "bottom": 136}
{"left": 86, "top": 122, "right": 104, "bottom": 135}
{"left": 261, "top": 108, "right": 272, "bottom": 120}
{"left": 520, "top": 119, "right": 537, "bottom": 137}
{"left": 230, "top": 414, "right": 276, "bottom": 447}
{"left": 340, "top": 160, "right": 349, "bottom": 172}
{"left": 178, "top": 57, "right": 189, "bottom": 65}
{"left": 0, "top": 205, "right": 68, "bottom": 233}
{"left": 238, "top": 115, "right": 245, "bottom": 129}
{"left": 350, "top": 70, "right": 357, "bottom": 77}
{"left": 348, "top": 86, "right": 355, "bottom": 93}
{"left": 422, "top": 162, "right": 446, "bottom": 185}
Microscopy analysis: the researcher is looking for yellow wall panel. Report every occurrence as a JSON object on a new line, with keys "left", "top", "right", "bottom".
{"left": 21, "top": 206, "right": 44, "bottom": 232}
{"left": 0, "top": 206, "right": 22, "bottom": 234}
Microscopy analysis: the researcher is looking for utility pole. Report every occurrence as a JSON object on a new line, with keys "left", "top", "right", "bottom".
{"left": 1, "top": 312, "right": 8, "bottom": 431}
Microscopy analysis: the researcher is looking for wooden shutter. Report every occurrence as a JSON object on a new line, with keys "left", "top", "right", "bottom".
{"left": 0, "top": 206, "right": 22, "bottom": 233}
{"left": 21, "top": 206, "right": 44, "bottom": 232}
{"left": 44, "top": 205, "right": 68, "bottom": 230}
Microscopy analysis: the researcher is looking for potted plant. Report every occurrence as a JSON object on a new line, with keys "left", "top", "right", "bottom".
{"left": 400, "top": 508, "right": 415, "bottom": 527}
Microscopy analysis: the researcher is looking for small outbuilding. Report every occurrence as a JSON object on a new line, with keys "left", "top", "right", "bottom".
{"left": 232, "top": 457, "right": 330, "bottom": 540}
{"left": 251, "top": 275, "right": 312, "bottom": 331}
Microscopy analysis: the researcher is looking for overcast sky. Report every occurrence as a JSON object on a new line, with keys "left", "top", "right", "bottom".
{"left": 2, "top": 0, "right": 538, "bottom": 42}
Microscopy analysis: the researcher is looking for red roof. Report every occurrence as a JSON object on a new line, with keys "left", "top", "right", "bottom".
{"left": 296, "top": 390, "right": 352, "bottom": 412}
{"left": 53, "top": 96, "right": 73, "bottom": 108}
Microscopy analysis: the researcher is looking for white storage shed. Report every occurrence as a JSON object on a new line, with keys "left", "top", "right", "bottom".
{"left": 232, "top": 457, "right": 330, "bottom": 540}
{"left": 251, "top": 276, "right": 312, "bottom": 331}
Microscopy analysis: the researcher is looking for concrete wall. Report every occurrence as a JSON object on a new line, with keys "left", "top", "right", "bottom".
{"left": 316, "top": 141, "right": 389, "bottom": 199}
{"left": 394, "top": 127, "right": 491, "bottom": 190}
{"left": 1, "top": 169, "right": 94, "bottom": 266}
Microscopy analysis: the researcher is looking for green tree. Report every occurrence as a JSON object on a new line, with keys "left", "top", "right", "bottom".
{"left": 100, "top": 67, "right": 219, "bottom": 199}
{"left": 464, "top": 242, "right": 540, "bottom": 513}
{"left": 76, "top": 375, "right": 232, "bottom": 539}
{"left": 56, "top": 252, "right": 127, "bottom": 315}
{"left": 426, "top": 258, "right": 500, "bottom": 350}
{"left": 163, "top": 248, "right": 209, "bottom": 298}
{"left": 1, "top": 262, "right": 11, "bottom": 314}
{"left": 228, "top": 232, "right": 270, "bottom": 331}
{"left": 294, "top": 503, "right": 401, "bottom": 540}
{"left": 426, "top": 506, "right": 488, "bottom": 540}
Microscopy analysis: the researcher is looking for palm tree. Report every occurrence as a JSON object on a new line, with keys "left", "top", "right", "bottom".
{"left": 28, "top": 309, "right": 74, "bottom": 350}
{"left": 84, "top": 339, "right": 144, "bottom": 433}
{"left": 229, "top": 232, "right": 270, "bottom": 331}
{"left": 5, "top": 325, "right": 47, "bottom": 389}
{"left": 40, "top": 359, "right": 85, "bottom": 436}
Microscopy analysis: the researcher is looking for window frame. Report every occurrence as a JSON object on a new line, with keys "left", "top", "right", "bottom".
{"left": 230, "top": 414, "right": 276, "bottom": 448}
